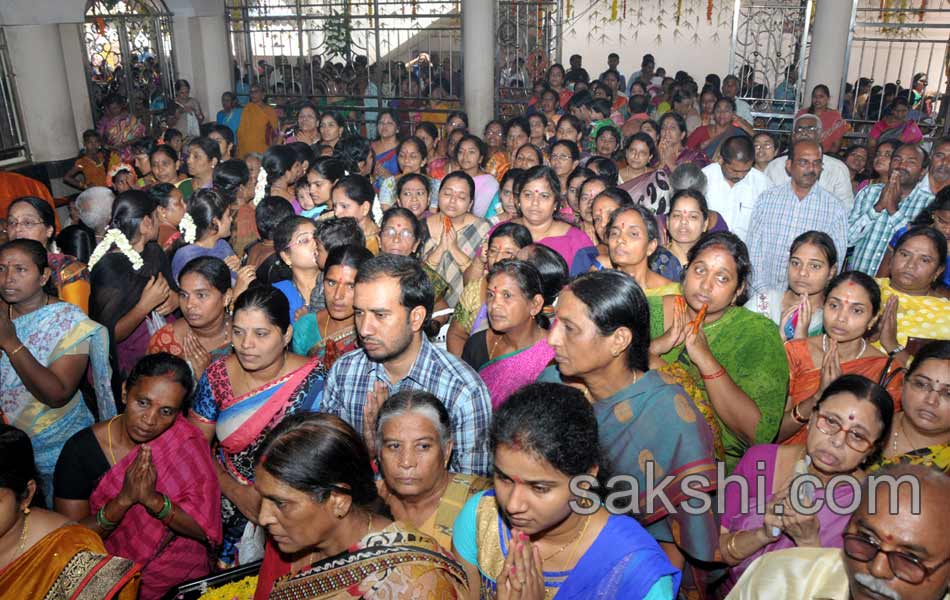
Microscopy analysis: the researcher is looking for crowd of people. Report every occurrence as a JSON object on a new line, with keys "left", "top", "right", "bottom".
{"left": 0, "top": 49, "right": 949, "bottom": 600}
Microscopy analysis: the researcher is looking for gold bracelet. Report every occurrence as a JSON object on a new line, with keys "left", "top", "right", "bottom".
{"left": 726, "top": 531, "right": 741, "bottom": 559}
{"left": 792, "top": 402, "right": 810, "bottom": 424}
{"left": 8, "top": 344, "right": 25, "bottom": 358}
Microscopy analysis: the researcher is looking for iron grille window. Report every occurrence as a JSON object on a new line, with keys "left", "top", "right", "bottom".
{"left": 0, "top": 29, "right": 28, "bottom": 166}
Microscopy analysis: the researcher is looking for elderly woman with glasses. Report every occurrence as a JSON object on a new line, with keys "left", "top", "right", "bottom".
{"left": 719, "top": 374, "right": 893, "bottom": 593}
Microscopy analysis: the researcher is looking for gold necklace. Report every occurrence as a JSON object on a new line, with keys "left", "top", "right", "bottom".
{"left": 540, "top": 514, "right": 590, "bottom": 563}
{"left": 488, "top": 332, "right": 504, "bottom": 360}
{"left": 9, "top": 295, "right": 50, "bottom": 320}
{"left": 107, "top": 415, "right": 121, "bottom": 465}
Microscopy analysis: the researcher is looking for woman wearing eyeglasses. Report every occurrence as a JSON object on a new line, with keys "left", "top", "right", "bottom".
{"left": 873, "top": 340, "right": 950, "bottom": 473}
{"left": 719, "top": 374, "right": 893, "bottom": 592}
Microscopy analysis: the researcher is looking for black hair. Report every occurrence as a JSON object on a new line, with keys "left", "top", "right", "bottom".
{"left": 594, "top": 125, "right": 623, "bottom": 147}
{"left": 720, "top": 135, "right": 755, "bottom": 164}
{"left": 188, "top": 136, "right": 223, "bottom": 165}
{"left": 488, "top": 259, "right": 548, "bottom": 327}
{"left": 499, "top": 168, "right": 527, "bottom": 198}
{"left": 375, "top": 390, "right": 452, "bottom": 451}
{"left": 308, "top": 157, "right": 347, "bottom": 183}
{"left": 213, "top": 159, "right": 250, "bottom": 204}
{"left": 515, "top": 144, "right": 544, "bottom": 166}
{"left": 906, "top": 340, "right": 950, "bottom": 377}
{"left": 447, "top": 110, "right": 469, "bottom": 129}
{"left": 273, "top": 215, "right": 315, "bottom": 254}
{"left": 255, "top": 196, "right": 295, "bottom": 241}
{"left": 527, "top": 112, "right": 548, "bottom": 128}
{"left": 332, "top": 174, "right": 375, "bottom": 207}
{"left": 627, "top": 94, "right": 651, "bottom": 114}
{"left": 178, "top": 255, "right": 231, "bottom": 294}
{"left": 380, "top": 207, "right": 426, "bottom": 258}
{"left": 125, "top": 352, "right": 195, "bottom": 410}
{"left": 623, "top": 132, "right": 658, "bottom": 165}
{"left": 520, "top": 243, "right": 569, "bottom": 306}
{"left": 332, "top": 135, "right": 372, "bottom": 175}
{"left": 439, "top": 170, "right": 476, "bottom": 203}
{"left": 56, "top": 224, "right": 95, "bottom": 265}
{"left": 9, "top": 196, "right": 55, "bottom": 242}
{"left": 174, "top": 79, "right": 191, "bottom": 93}
{"left": 687, "top": 231, "right": 752, "bottom": 305}
{"left": 504, "top": 116, "right": 531, "bottom": 141}
{"left": 415, "top": 121, "right": 439, "bottom": 143}
{"left": 131, "top": 138, "right": 157, "bottom": 158}
{"left": 233, "top": 283, "right": 291, "bottom": 333}
{"left": 567, "top": 270, "right": 650, "bottom": 372}
{"left": 455, "top": 134, "right": 488, "bottom": 168}
{"left": 659, "top": 111, "right": 688, "bottom": 138}
{"left": 556, "top": 115, "right": 584, "bottom": 140}
{"left": 315, "top": 217, "right": 366, "bottom": 250}
{"left": 0, "top": 425, "right": 43, "bottom": 506}
{"left": 789, "top": 230, "right": 838, "bottom": 270}
{"left": 109, "top": 190, "right": 157, "bottom": 243}
{"left": 208, "top": 123, "right": 235, "bottom": 149}
{"left": 286, "top": 141, "right": 316, "bottom": 174}
{"left": 0, "top": 239, "right": 56, "bottom": 296}
{"left": 187, "top": 188, "right": 232, "bottom": 241}
{"left": 490, "top": 221, "right": 533, "bottom": 250}
{"left": 257, "top": 413, "right": 379, "bottom": 509}
{"left": 325, "top": 243, "right": 373, "bottom": 273}
{"left": 319, "top": 111, "right": 347, "bottom": 133}
{"left": 605, "top": 204, "right": 661, "bottom": 254}
{"left": 164, "top": 128, "right": 183, "bottom": 143}
{"left": 586, "top": 157, "right": 619, "bottom": 184}
{"left": 550, "top": 138, "right": 581, "bottom": 162}
{"left": 566, "top": 90, "right": 593, "bottom": 111}
{"left": 150, "top": 143, "right": 178, "bottom": 164}
{"left": 814, "top": 374, "right": 894, "bottom": 456}
{"left": 668, "top": 188, "right": 709, "bottom": 219}
{"left": 82, "top": 129, "right": 101, "bottom": 143}
{"left": 518, "top": 164, "right": 561, "bottom": 200}
{"left": 355, "top": 254, "right": 434, "bottom": 322}
{"left": 894, "top": 226, "right": 948, "bottom": 280}
{"left": 824, "top": 271, "right": 882, "bottom": 315}
{"left": 396, "top": 136, "right": 428, "bottom": 169}
{"left": 568, "top": 166, "right": 597, "bottom": 187}
{"left": 578, "top": 174, "right": 614, "bottom": 204}
{"left": 395, "top": 172, "right": 431, "bottom": 198}
{"left": 491, "top": 383, "right": 610, "bottom": 496}
{"left": 262, "top": 145, "right": 297, "bottom": 193}
{"left": 146, "top": 183, "right": 179, "bottom": 210}
{"left": 910, "top": 189, "right": 950, "bottom": 227}
{"left": 715, "top": 96, "right": 738, "bottom": 113}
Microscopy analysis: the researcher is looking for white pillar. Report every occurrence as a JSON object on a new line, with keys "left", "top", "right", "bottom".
{"left": 59, "top": 23, "right": 94, "bottom": 144}
{"left": 462, "top": 0, "right": 495, "bottom": 133}
{"left": 4, "top": 24, "right": 80, "bottom": 162}
{"left": 805, "top": 0, "right": 853, "bottom": 109}
{"left": 172, "top": 14, "right": 233, "bottom": 125}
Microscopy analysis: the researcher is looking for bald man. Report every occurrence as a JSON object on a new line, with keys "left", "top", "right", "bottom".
{"left": 727, "top": 463, "right": 950, "bottom": 599}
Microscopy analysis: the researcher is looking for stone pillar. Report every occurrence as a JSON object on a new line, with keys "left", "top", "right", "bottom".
{"left": 462, "top": 0, "right": 495, "bottom": 133}
{"left": 4, "top": 24, "right": 80, "bottom": 162}
{"left": 172, "top": 14, "right": 233, "bottom": 126}
{"left": 804, "top": 0, "right": 854, "bottom": 110}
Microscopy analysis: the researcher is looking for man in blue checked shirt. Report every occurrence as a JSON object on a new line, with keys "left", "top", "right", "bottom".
{"left": 322, "top": 254, "right": 493, "bottom": 476}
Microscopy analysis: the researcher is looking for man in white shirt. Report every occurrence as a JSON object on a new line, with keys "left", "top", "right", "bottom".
{"left": 765, "top": 113, "right": 855, "bottom": 210}
{"left": 700, "top": 135, "right": 771, "bottom": 240}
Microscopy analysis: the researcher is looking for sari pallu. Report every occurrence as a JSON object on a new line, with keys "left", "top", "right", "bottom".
{"left": 0, "top": 302, "right": 114, "bottom": 503}
{"left": 423, "top": 218, "right": 491, "bottom": 307}
{"left": 147, "top": 323, "right": 232, "bottom": 367}
{"left": 721, "top": 444, "right": 855, "bottom": 592}
{"left": 89, "top": 417, "right": 222, "bottom": 600}
{"left": 261, "top": 523, "right": 468, "bottom": 600}
{"left": 0, "top": 524, "right": 140, "bottom": 600}
{"left": 479, "top": 338, "right": 555, "bottom": 410}
{"left": 289, "top": 313, "right": 358, "bottom": 373}
{"left": 619, "top": 168, "right": 673, "bottom": 214}
{"left": 468, "top": 490, "right": 680, "bottom": 600}
{"left": 784, "top": 338, "right": 904, "bottom": 446}
{"left": 375, "top": 146, "right": 399, "bottom": 179}
{"left": 48, "top": 252, "right": 91, "bottom": 313}
{"left": 192, "top": 357, "right": 325, "bottom": 566}
{"left": 876, "top": 278, "right": 950, "bottom": 347}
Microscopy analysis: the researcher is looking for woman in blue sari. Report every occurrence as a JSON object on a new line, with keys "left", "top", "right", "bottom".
{"left": 0, "top": 239, "right": 114, "bottom": 503}
{"left": 188, "top": 285, "right": 323, "bottom": 568}
{"left": 539, "top": 269, "right": 720, "bottom": 598}
{"left": 453, "top": 382, "right": 680, "bottom": 599}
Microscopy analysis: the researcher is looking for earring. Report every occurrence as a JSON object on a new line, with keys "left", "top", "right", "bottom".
{"left": 335, "top": 511, "right": 344, "bottom": 519}
{"left": 576, "top": 496, "right": 594, "bottom": 509}
{"left": 22, "top": 507, "right": 30, "bottom": 515}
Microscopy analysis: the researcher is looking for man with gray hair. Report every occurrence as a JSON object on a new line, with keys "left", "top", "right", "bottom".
{"left": 727, "top": 463, "right": 950, "bottom": 599}
{"left": 765, "top": 113, "right": 854, "bottom": 210}
{"left": 74, "top": 186, "right": 114, "bottom": 241}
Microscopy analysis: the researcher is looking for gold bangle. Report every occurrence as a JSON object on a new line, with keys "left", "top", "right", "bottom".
{"left": 792, "top": 402, "right": 810, "bottom": 425}
{"left": 726, "top": 531, "right": 741, "bottom": 559}
{"left": 8, "top": 344, "right": 25, "bottom": 358}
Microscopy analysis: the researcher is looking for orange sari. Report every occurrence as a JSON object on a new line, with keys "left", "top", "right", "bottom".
{"left": 0, "top": 524, "right": 140, "bottom": 600}
{"left": 783, "top": 339, "right": 903, "bottom": 445}
{"left": 237, "top": 102, "right": 279, "bottom": 158}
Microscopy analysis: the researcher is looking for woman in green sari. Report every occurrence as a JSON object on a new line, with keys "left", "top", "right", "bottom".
{"left": 650, "top": 231, "right": 789, "bottom": 472}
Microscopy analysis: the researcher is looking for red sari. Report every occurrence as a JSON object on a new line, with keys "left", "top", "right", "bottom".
{"left": 89, "top": 417, "right": 222, "bottom": 600}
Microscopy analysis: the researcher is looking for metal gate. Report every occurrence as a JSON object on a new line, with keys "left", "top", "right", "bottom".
{"left": 225, "top": 0, "right": 462, "bottom": 135}
{"left": 82, "top": 0, "right": 176, "bottom": 133}
{"left": 729, "top": 0, "right": 814, "bottom": 133}
{"left": 843, "top": 0, "right": 950, "bottom": 141}
{"left": 0, "top": 28, "right": 28, "bottom": 166}
{"left": 494, "top": 0, "right": 562, "bottom": 119}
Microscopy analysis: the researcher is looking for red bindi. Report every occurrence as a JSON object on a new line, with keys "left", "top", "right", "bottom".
{"left": 512, "top": 475, "right": 524, "bottom": 484}
{"left": 848, "top": 413, "right": 856, "bottom": 421}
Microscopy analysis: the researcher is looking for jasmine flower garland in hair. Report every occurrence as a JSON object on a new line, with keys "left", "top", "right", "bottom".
{"left": 252, "top": 169, "right": 267, "bottom": 206}
{"left": 87, "top": 228, "right": 144, "bottom": 271}
{"left": 179, "top": 213, "right": 197, "bottom": 243}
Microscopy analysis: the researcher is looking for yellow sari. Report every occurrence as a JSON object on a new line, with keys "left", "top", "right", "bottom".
{"left": 237, "top": 102, "right": 279, "bottom": 158}
{"left": 0, "top": 524, "right": 140, "bottom": 600}
{"left": 876, "top": 278, "right": 950, "bottom": 346}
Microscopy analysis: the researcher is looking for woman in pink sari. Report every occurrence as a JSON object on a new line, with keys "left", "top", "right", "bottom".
{"left": 54, "top": 353, "right": 221, "bottom": 600}
{"left": 461, "top": 260, "right": 555, "bottom": 409}
{"left": 188, "top": 285, "right": 324, "bottom": 567}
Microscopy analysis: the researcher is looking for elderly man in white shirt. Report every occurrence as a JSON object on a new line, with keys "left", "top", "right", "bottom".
{"left": 765, "top": 113, "right": 854, "bottom": 210}
{"left": 700, "top": 135, "right": 771, "bottom": 240}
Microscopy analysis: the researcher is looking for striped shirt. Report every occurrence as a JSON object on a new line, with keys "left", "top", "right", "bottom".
{"left": 847, "top": 178, "right": 934, "bottom": 275}
{"left": 323, "top": 336, "right": 493, "bottom": 476}
{"left": 747, "top": 182, "right": 848, "bottom": 293}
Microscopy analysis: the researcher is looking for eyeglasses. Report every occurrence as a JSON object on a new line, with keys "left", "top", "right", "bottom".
{"left": 381, "top": 227, "right": 414, "bottom": 241}
{"left": 813, "top": 412, "right": 874, "bottom": 452}
{"left": 289, "top": 233, "right": 315, "bottom": 247}
{"left": 843, "top": 533, "right": 950, "bottom": 584}
{"left": 906, "top": 376, "right": 950, "bottom": 402}
{"left": 6, "top": 220, "right": 44, "bottom": 229}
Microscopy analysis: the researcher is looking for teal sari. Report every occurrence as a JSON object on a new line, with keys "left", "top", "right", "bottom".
{"left": 647, "top": 296, "right": 789, "bottom": 473}
{"left": 0, "top": 302, "right": 114, "bottom": 502}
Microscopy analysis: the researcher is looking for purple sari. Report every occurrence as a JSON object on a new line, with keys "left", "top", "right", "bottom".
{"left": 479, "top": 338, "right": 555, "bottom": 410}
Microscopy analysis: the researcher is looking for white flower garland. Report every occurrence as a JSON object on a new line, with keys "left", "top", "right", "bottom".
{"left": 252, "top": 170, "right": 267, "bottom": 206}
{"left": 179, "top": 213, "right": 198, "bottom": 244}
{"left": 87, "top": 228, "right": 144, "bottom": 271}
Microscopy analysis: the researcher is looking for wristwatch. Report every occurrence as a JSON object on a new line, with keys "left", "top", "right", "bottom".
{"left": 887, "top": 344, "right": 905, "bottom": 357}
